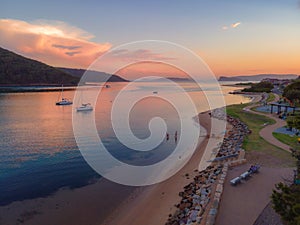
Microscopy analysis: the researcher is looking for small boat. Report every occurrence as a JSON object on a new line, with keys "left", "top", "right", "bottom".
{"left": 153, "top": 91, "right": 158, "bottom": 94}
{"left": 56, "top": 98, "right": 73, "bottom": 105}
{"left": 56, "top": 85, "right": 72, "bottom": 105}
{"left": 76, "top": 103, "right": 93, "bottom": 111}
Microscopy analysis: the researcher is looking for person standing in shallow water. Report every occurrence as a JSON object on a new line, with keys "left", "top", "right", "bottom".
{"left": 166, "top": 133, "right": 169, "bottom": 141}
{"left": 175, "top": 131, "right": 178, "bottom": 143}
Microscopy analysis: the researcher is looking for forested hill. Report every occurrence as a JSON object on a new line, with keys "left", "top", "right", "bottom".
{"left": 58, "top": 68, "right": 128, "bottom": 82}
{"left": 0, "top": 47, "right": 79, "bottom": 86}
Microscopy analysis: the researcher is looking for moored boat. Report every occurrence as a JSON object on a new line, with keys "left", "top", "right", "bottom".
{"left": 76, "top": 103, "right": 93, "bottom": 111}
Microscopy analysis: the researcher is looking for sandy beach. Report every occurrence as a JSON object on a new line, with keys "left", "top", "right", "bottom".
{"left": 102, "top": 112, "right": 214, "bottom": 225}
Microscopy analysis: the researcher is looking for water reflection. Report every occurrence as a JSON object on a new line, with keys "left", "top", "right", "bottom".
{"left": 0, "top": 82, "right": 250, "bottom": 205}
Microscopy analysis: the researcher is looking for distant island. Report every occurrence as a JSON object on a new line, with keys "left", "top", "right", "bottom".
{"left": 219, "top": 74, "right": 299, "bottom": 82}
{"left": 0, "top": 47, "right": 127, "bottom": 88}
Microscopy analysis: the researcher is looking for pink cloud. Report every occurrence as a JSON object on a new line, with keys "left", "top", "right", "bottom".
{"left": 221, "top": 22, "right": 241, "bottom": 30}
{"left": 89, "top": 48, "right": 178, "bottom": 76}
{"left": 231, "top": 22, "right": 241, "bottom": 28}
{"left": 0, "top": 19, "right": 179, "bottom": 77}
{"left": 108, "top": 49, "right": 176, "bottom": 61}
{"left": 0, "top": 19, "right": 111, "bottom": 68}
{"left": 222, "top": 26, "right": 229, "bottom": 30}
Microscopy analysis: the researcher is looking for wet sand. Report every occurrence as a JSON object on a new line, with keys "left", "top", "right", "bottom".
{"left": 102, "top": 112, "right": 214, "bottom": 225}
{"left": 0, "top": 179, "right": 135, "bottom": 225}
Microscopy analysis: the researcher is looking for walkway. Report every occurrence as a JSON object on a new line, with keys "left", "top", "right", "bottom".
{"left": 243, "top": 93, "right": 291, "bottom": 152}
{"left": 215, "top": 164, "right": 291, "bottom": 225}
{"left": 215, "top": 93, "right": 291, "bottom": 225}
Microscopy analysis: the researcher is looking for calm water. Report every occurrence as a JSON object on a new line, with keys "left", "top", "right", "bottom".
{"left": 0, "top": 82, "right": 249, "bottom": 205}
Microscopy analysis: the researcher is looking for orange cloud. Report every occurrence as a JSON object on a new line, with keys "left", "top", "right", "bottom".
{"left": 222, "top": 22, "right": 241, "bottom": 30}
{"left": 231, "top": 22, "right": 241, "bottom": 28}
{"left": 0, "top": 19, "right": 111, "bottom": 68}
{"left": 116, "top": 61, "right": 187, "bottom": 80}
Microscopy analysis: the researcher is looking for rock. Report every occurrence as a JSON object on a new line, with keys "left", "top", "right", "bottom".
{"left": 215, "top": 184, "right": 223, "bottom": 193}
{"left": 215, "top": 192, "right": 221, "bottom": 199}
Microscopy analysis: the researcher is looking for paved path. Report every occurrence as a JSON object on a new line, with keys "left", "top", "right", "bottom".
{"left": 215, "top": 93, "right": 290, "bottom": 225}
{"left": 215, "top": 164, "right": 291, "bottom": 225}
{"left": 243, "top": 93, "right": 291, "bottom": 152}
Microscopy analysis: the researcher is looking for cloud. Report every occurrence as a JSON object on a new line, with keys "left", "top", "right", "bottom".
{"left": 222, "top": 22, "right": 241, "bottom": 30}
{"left": 109, "top": 49, "right": 176, "bottom": 61}
{"left": 52, "top": 44, "right": 82, "bottom": 50}
{"left": 231, "top": 22, "right": 241, "bottom": 28}
{"left": 222, "top": 26, "right": 228, "bottom": 30}
{"left": 0, "top": 19, "right": 178, "bottom": 75}
{"left": 87, "top": 48, "right": 179, "bottom": 79}
{"left": 0, "top": 19, "right": 111, "bottom": 68}
{"left": 65, "top": 51, "right": 81, "bottom": 56}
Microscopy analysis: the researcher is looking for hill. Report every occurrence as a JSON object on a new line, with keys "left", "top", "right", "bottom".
{"left": 0, "top": 47, "right": 79, "bottom": 86}
{"left": 242, "top": 81, "right": 274, "bottom": 93}
{"left": 219, "top": 74, "right": 298, "bottom": 82}
{"left": 57, "top": 68, "right": 128, "bottom": 82}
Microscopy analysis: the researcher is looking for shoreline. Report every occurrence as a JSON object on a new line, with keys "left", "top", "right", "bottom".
{"left": 0, "top": 111, "right": 215, "bottom": 225}
{"left": 101, "top": 111, "right": 216, "bottom": 225}
{"left": 0, "top": 93, "right": 256, "bottom": 225}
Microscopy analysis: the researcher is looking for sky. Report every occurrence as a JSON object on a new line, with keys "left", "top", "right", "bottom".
{"left": 0, "top": 0, "right": 300, "bottom": 78}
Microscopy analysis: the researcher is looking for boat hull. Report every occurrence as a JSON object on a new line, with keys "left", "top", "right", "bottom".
{"left": 76, "top": 107, "right": 93, "bottom": 111}
{"left": 56, "top": 101, "right": 73, "bottom": 105}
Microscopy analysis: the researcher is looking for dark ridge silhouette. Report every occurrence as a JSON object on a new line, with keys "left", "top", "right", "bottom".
{"left": 57, "top": 67, "right": 128, "bottom": 83}
{"left": 219, "top": 74, "right": 299, "bottom": 82}
{"left": 0, "top": 47, "right": 79, "bottom": 86}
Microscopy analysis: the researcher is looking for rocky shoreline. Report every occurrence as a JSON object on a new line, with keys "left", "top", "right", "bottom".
{"left": 166, "top": 111, "right": 250, "bottom": 225}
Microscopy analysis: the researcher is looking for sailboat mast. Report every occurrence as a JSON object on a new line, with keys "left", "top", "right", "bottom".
{"left": 61, "top": 84, "right": 64, "bottom": 99}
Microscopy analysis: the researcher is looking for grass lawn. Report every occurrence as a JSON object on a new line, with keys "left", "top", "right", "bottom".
{"left": 273, "top": 132, "right": 300, "bottom": 150}
{"left": 226, "top": 103, "right": 295, "bottom": 167}
{"left": 266, "top": 93, "right": 276, "bottom": 103}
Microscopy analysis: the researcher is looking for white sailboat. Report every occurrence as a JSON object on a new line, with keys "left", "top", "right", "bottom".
{"left": 56, "top": 85, "right": 72, "bottom": 105}
{"left": 76, "top": 103, "right": 93, "bottom": 111}
{"left": 76, "top": 89, "right": 93, "bottom": 112}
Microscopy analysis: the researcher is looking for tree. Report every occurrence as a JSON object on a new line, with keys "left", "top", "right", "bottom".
{"left": 283, "top": 81, "right": 300, "bottom": 104}
{"left": 242, "top": 81, "right": 274, "bottom": 93}
{"left": 284, "top": 89, "right": 300, "bottom": 103}
{"left": 295, "top": 118, "right": 300, "bottom": 131}
{"left": 272, "top": 148, "right": 300, "bottom": 225}
{"left": 287, "top": 117, "right": 295, "bottom": 129}
{"left": 286, "top": 115, "right": 300, "bottom": 131}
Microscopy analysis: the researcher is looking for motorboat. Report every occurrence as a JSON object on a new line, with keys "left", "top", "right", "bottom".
{"left": 76, "top": 103, "right": 93, "bottom": 111}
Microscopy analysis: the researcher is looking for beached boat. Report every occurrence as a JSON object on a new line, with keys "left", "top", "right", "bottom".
{"left": 56, "top": 85, "right": 72, "bottom": 105}
{"left": 76, "top": 103, "right": 93, "bottom": 111}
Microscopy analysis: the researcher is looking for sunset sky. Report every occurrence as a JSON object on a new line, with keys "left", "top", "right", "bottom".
{"left": 1, "top": 0, "right": 300, "bottom": 77}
